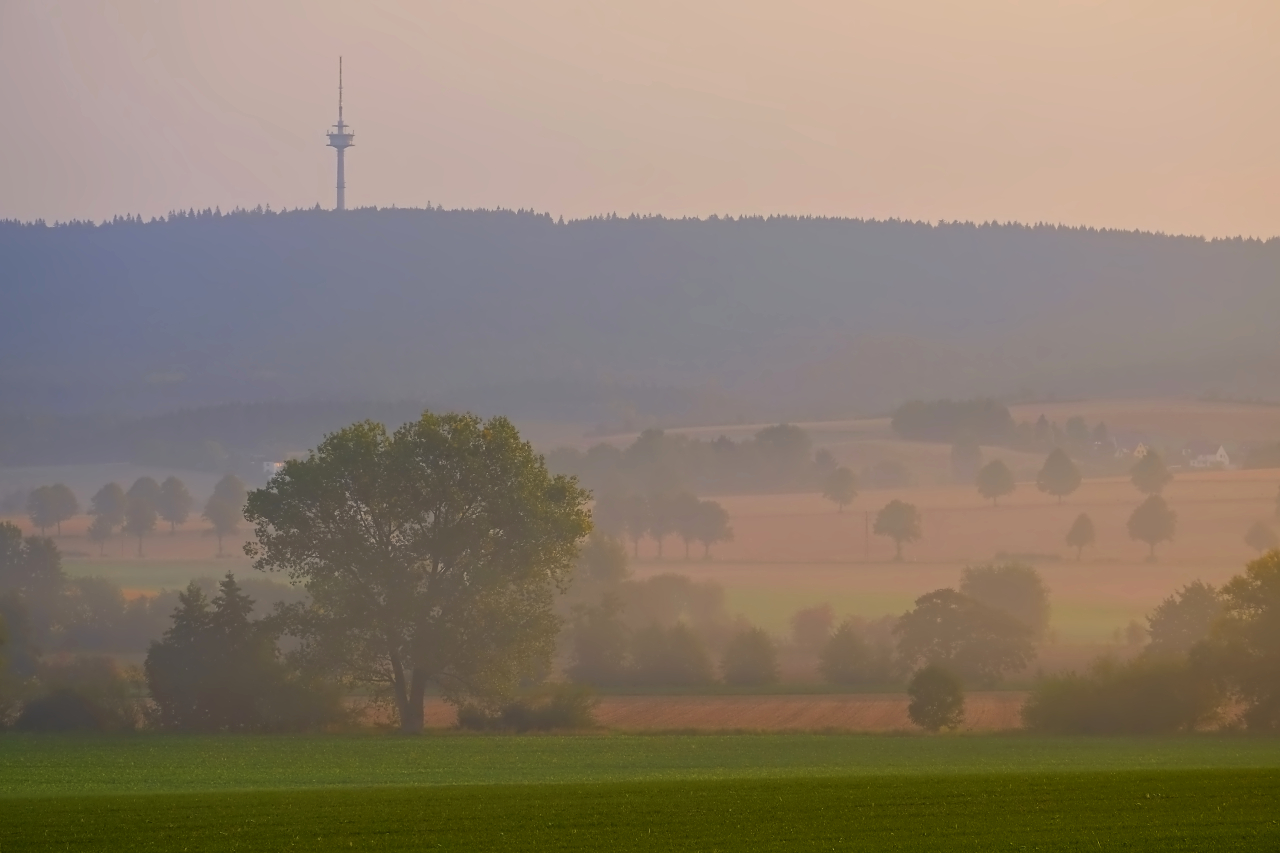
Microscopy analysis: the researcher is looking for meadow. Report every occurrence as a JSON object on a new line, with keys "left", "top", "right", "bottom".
{"left": 2, "top": 735, "right": 1280, "bottom": 851}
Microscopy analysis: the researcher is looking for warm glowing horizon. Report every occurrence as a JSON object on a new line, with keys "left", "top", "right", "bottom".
{"left": 4, "top": 0, "right": 1278, "bottom": 238}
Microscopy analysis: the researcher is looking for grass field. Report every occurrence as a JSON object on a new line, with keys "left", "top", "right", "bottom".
{"left": 2, "top": 735, "right": 1280, "bottom": 851}
{"left": 4, "top": 770, "right": 1279, "bottom": 851}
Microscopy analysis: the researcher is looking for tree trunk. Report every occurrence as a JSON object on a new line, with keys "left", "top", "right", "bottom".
{"left": 216, "top": 532, "right": 224, "bottom": 558}
{"left": 403, "top": 669, "right": 427, "bottom": 734}
{"left": 894, "top": 539, "right": 903, "bottom": 561}
{"left": 389, "top": 652, "right": 413, "bottom": 732}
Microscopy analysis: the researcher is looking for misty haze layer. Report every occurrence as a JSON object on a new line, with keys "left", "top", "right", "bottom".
{"left": 3, "top": 209, "right": 1277, "bottom": 420}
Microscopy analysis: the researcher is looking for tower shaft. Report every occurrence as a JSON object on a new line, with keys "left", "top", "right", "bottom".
{"left": 326, "top": 57, "right": 354, "bottom": 211}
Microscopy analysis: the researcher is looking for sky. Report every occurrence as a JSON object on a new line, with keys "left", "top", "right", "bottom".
{"left": 2, "top": 0, "right": 1278, "bottom": 237}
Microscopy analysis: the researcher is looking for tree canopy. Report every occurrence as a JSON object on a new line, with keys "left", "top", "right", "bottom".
{"left": 244, "top": 411, "right": 591, "bottom": 732}
{"left": 1036, "top": 449, "right": 1081, "bottom": 503}
{"left": 1131, "top": 451, "right": 1173, "bottom": 496}
{"left": 1128, "top": 495, "right": 1177, "bottom": 560}
{"left": 976, "top": 459, "right": 1015, "bottom": 506}
{"left": 895, "top": 588, "right": 1036, "bottom": 686}
{"left": 822, "top": 467, "right": 858, "bottom": 512}
{"left": 873, "top": 500, "right": 922, "bottom": 561}
{"left": 1065, "top": 513, "right": 1096, "bottom": 560}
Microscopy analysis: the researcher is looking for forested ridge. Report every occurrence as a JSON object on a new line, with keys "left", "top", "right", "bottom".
{"left": 3, "top": 207, "right": 1278, "bottom": 422}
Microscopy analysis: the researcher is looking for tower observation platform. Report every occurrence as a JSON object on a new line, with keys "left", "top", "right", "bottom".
{"left": 326, "top": 57, "right": 355, "bottom": 211}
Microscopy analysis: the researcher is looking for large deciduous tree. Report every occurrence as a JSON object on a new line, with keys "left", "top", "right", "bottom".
{"left": 895, "top": 588, "right": 1035, "bottom": 686}
{"left": 959, "top": 562, "right": 1051, "bottom": 640}
{"left": 244, "top": 413, "right": 590, "bottom": 733}
{"left": 1036, "top": 449, "right": 1081, "bottom": 504}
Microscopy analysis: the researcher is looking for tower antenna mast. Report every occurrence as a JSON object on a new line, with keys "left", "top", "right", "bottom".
{"left": 326, "top": 57, "right": 355, "bottom": 211}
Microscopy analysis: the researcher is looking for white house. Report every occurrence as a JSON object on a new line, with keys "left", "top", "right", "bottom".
{"left": 1184, "top": 441, "right": 1230, "bottom": 469}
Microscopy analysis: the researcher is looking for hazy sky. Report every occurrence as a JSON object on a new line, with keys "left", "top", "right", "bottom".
{"left": 3, "top": 0, "right": 1277, "bottom": 236}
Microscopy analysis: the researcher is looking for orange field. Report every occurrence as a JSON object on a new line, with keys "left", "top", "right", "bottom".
{"left": 415, "top": 693, "right": 1027, "bottom": 732}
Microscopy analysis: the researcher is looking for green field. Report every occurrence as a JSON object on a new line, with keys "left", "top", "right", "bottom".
{"left": 3, "top": 735, "right": 1279, "bottom": 850}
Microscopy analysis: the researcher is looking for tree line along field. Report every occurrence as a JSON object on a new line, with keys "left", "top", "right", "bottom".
{"left": 2, "top": 458, "right": 1275, "bottom": 643}
{"left": 2, "top": 735, "right": 1280, "bottom": 851}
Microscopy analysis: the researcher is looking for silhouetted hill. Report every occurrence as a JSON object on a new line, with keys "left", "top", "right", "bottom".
{"left": 3, "top": 207, "right": 1277, "bottom": 425}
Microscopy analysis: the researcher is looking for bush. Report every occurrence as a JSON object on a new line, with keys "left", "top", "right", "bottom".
{"left": 819, "top": 620, "right": 885, "bottom": 686}
{"left": 1020, "top": 656, "right": 1219, "bottom": 734}
{"left": 15, "top": 656, "right": 141, "bottom": 732}
{"left": 630, "top": 623, "right": 715, "bottom": 687}
{"left": 721, "top": 627, "right": 779, "bottom": 686}
{"left": 906, "top": 665, "right": 965, "bottom": 732}
{"left": 457, "top": 684, "right": 598, "bottom": 732}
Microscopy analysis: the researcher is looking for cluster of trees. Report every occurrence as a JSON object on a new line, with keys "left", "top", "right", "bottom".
{"left": 593, "top": 490, "right": 733, "bottom": 559}
{"left": 17, "top": 474, "right": 249, "bottom": 558}
{"left": 895, "top": 398, "right": 1115, "bottom": 462}
{"left": 548, "top": 424, "right": 837, "bottom": 497}
{"left": 1022, "top": 550, "right": 1280, "bottom": 733}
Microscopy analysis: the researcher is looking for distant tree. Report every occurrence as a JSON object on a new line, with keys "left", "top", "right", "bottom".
{"left": 895, "top": 588, "right": 1036, "bottom": 686}
{"left": 86, "top": 515, "right": 114, "bottom": 557}
{"left": 1064, "top": 417, "right": 1090, "bottom": 448}
{"left": 629, "top": 623, "right": 715, "bottom": 687}
{"left": 1245, "top": 521, "right": 1279, "bottom": 554}
{"left": 34, "top": 485, "right": 79, "bottom": 537}
{"left": 1146, "top": 581, "right": 1222, "bottom": 658}
{"left": 1036, "top": 449, "right": 1081, "bottom": 504}
{"left": 790, "top": 603, "right": 835, "bottom": 653}
{"left": 25, "top": 487, "right": 57, "bottom": 536}
{"left": 123, "top": 479, "right": 160, "bottom": 558}
{"left": 976, "top": 459, "right": 1016, "bottom": 506}
{"left": 575, "top": 534, "right": 629, "bottom": 585}
{"left": 566, "top": 594, "right": 630, "bottom": 687}
{"left": 822, "top": 467, "right": 858, "bottom": 512}
{"left": 813, "top": 448, "right": 837, "bottom": 475}
{"left": 906, "top": 664, "right": 965, "bottom": 732}
{"left": 0, "top": 522, "right": 66, "bottom": 645}
{"left": 819, "top": 619, "right": 875, "bottom": 685}
{"left": 671, "top": 491, "right": 705, "bottom": 559}
{"left": 89, "top": 483, "right": 127, "bottom": 530}
{"left": 204, "top": 475, "right": 248, "bottom": 558}
{"left": 949, "top": 438, "right": 983, "bottom": 485}
{"left": 595, "top": 491, "right": 649, "bottom": 557}
{"left": 158, "top": 476, "right": 194, "bottom": 534}
{"left": 622, "top": 493, "right": 650, "bottom": 558}
{"left": 959, "top": 562, "right": 1051, "bottom": 640}
{"left": 721, "top": 627, "right": 779, "bottom": 686}
{"left": 1065, "top": 513, "right": 1096, "bottom": 561}
{"left": 692, "top": 499, "right": 733, "bottom": 559}
{"left": 874, "top": 500, "right": 922, "bottom": 561}
{"left": 1128, "top": 495, "right": 1177, "bottom": 561}
{"left": 890, "top": 399, "right": 1014, "bottom": 444}
{"left": 1131, "top": 451, "right": 1172, "bottom": 496}
{"left": 647, "top": 491, "right": 680, "bottom": 559}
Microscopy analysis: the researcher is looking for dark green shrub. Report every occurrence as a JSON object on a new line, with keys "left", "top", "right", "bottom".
{"left": 721, "top": 627, "right": 778, "bottom": 686}
{"left": 1021, "top": 656, "right": 1219, "bottom": 734}
{"left": 630, "top": 623, "right": 715, "bottom": 687}
{"left": 907, "top": 664, "right": 965, "bottom": 732}
{"left": 15, "top": 656, "right": 141, "bottom": 732}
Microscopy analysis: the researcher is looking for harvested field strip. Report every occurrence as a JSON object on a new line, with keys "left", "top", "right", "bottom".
{"left": 4, "top": 735, "right": 1280, "bottom": 799}
{"left": 4, "top": 770, "right": 1279, "bottom": 852}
